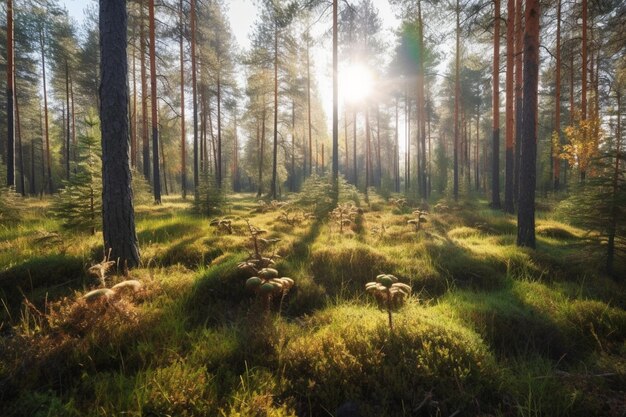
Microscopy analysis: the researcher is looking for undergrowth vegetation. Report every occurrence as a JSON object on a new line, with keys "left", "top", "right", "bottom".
{"left": 1, "top": 190, "right": 624, "bottom": 416}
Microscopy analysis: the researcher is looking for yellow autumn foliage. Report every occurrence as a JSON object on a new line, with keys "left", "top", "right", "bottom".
{"left": 561, "top": 112, "right": 603, "bottom": 175}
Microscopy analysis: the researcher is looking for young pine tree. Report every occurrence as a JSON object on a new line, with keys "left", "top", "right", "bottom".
{"left": 52, "top": 114, "right": 102, "bottom": 234}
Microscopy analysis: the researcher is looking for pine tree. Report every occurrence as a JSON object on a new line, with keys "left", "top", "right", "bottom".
{"left": 52, "top": 114, "right": 102, "bottom": 234}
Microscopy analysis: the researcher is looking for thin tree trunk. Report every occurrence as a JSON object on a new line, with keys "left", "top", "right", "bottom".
{"left": 395, "top": 97, "right": 400, "bottom": 192}
{"left": 376, "top": 105, "right": 382, "bottom": 186}
{"left": 216, "top": 41, "right": 222, "bottom": 188}
{"left": 332, "top": 0, "right": 339, "bottom": 195}
{"left": 179, "top": 0, "right": 186, "bottom": 197}
{"left": 257, "top": 102, "right": 266, "bottom": 197}
{"left": 307, "top": 35, "right": 312, "bottom": 178}
{"left": 553, "top": 0, "right": 561, "bottom": 191}
{"left": 517, "top": 0, "right": 539, "bottom": 248}
{"left": 581, "top": 0, "right": 587, "bottom": 120}
{"left": 39, "top": 28, "right": 53, "bottom": 194}
{"left": 148, "top": 0, "right": 161, "bottom": 203}
{"left": 270, "top": 24, "right": 279, "bottom": 199}
{"left": 100, "top": 0, "right": 140, "bottom": 269}
{"left": 491, "top": 0, "right": 501, "bottom": 208}
{"left": 6, "top": 0, "right": 14, "bottom": 187}
{"left": 16, "top": 89, "right": 25, "bottom": 196}
{"left": 140, "top": 0, "right": 150, "bottom": 183}
{"left": 504, "top": 0, "right": 515, "bottom": 212}
{"left": 130, "top": 22, "right": 137, "bottom": 169}
{"left": 353, "top": 110, "right": 357, "bottom": 185}
{"left": 513, "top": 0, "right": 523, "bottom": 205}
{"left": 65, "top": 60, "right": 71, "bottom": 180}
{"left": 454, "top": 0, "right": 460, "bottom": 201}
{"left": 190, "top": 0, "right": 199, "bottom": 190}
{"left": 418, "top": 0, "right": 427, "bottom": 198}
{"left": 606, "top": 91, "right": 621, "bottom": 273}
{"left": 70, "top": 73, "right": 76, "bottom": 169}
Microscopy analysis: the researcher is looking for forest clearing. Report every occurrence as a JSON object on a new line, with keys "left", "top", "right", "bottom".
{"left": 1, "top": 0, "right": 625, "bottom": 415}
{"left": 1, "top": 189, "right": 625, "bottom": 416}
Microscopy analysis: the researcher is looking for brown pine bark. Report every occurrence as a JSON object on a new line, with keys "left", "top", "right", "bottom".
{"left": 553, "top": 0, "right": 561, "bottom": 191}
{"left": 453, "top": 0, "right": 460, "bottom": 201}
{"left": 417, "top": 0, "right": 427, "bottom": 198}
{"left": 581, "top": 0, "right": 588, "bottom": 120}
{"left": 140, "top": 0, "right": 150, "bottom": 182}
{"left": 179, "top": 0, "right": 186, "bottom": 198}
{"left": 130, "top": 21, "right": 137, "bottom": 169}
{"left": 270, "top": 25, "right": 279, "bottom": 199}
{"left": 16, "top": 87, "right": 25, "bottom": 196}
{"left": 491, "top": 0, "right": 501, "bottom": 208}
{"left": 517, "top": 0, "right": 540, "bottom": 248}
{"left": 513, "top": 0, "right": 523, "bottom": 204}
{"left": 40, "top": 25, "right": 52, "bottom": 194}
{"left": 504, "top": 0, "right": 515, "bottom": 212}
{"left": 99, "top": 0, "right": 140, "bottom": 269}
{"left": 148, "top": 0, "right": 161, "bottom": 203}
{"left": 190, "top": 0, "right": 199, "bottom": 189}
{"left": 332, "top": 0, "right": 339, "bottom": 194}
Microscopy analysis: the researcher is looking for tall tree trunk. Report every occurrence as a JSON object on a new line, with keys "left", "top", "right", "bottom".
{"left": 160, "top": 132, "right": 168, "bottom": 195}
{"left": 65, "top": 60, "right": 71, "bottom": 181}
{"left": 553, "top": 0, "right": 561, "bottom": 191}
{"left": 353, "top": 110, "right": 357, "bottom": 185}
{"left": 406, "top": 88, "right": 411, "bottom": 191}
{"left": 39, "top": 28, "right": 53, "bottom": 194}
{"left": 395, "top": 97, "right": 400, "bottom": 192}
{"left": 257, "top": 102, "right": 266, "bottom": 197}
{"left": 16, "top": 88, "right": 24, "bottom": 196}
{"left": 606, "top": 91, "right": 621, "bottom": 274}
{"left": 306, "top": 35, "right": 312, "bottom": 178}
{"left": 233, "top": 111, "right": 240, "bottom": 192}
{"left": 270, "top": 25, "right": 279, "bottom": 199}
{"left": 376, "top": 106, "right": 382, "bottom": 186}
{"left": 581, "top": 0, "right": 587, "bottom": 120}
{"left": 365, "top": 107, "right": 370, "bottom": 193}
{"left": 418, "top": 0, "right": 427, "bottom": 199}
{"left": 99, "top": 0, "right": 140, "bottom": 269}
{"left": 216, "top": 40, "right": 222, "bottom": 188}
{"left": 344, "top": 110, "right": 349, "bottom": 180}
{"left": 6, "top": 0, "right": 14, "bottom": 187}
{"left": 332, "top": 0, "right": 339, "bottom": 196}
{"left": 517, "top": 0, "right": 540, "bottom": 248}
{"left": 179, "top": 0, "right": 186, "bottom": 197}
{"left": 30, "top": 132, "right": 36, "bottom": 195}
{"left": 140, "top": 0, "right": 150, "bottom": 183}
{"left": 491, "top": 0, "right": 501, "bottom": 208}
{"left": 453, "top": 0, "right": 460, "bottom": 201}
{"left": 504, "top": 0, "right": 515, "bottom": 212}
{"left": 148, "top": 0, "right": 161, "bottom": 203}
{"left": 131, "top": 23, "right": 137, "bottom": 169}
{"left": 190, "top": 0, "right": 199, "bottom": 190}
{"left": 70, "top": 73, "right": 76, "bottom": 169}
{"left": 513, "top": 0, "right": 523, "bottom": 205}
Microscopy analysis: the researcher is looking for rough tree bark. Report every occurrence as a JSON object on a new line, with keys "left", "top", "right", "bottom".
{"left": 99, "top": 0, "right": 141, "bottom": 269}
{"left": 148, "top": 0, "right": 161, "bottom": 203}
{"left": 6, "top": 0, "right": 14, "bottom": 187}
{"left": 517, "top": 0, "right": 540, "bottom": 248}
{"left": 504, "top": 0, "right": 515, "bottom": 212}
{"left": 491, "top": 0, "right": 501, "bottom": 209}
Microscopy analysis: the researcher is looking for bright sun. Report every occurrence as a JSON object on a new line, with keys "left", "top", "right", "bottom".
{"left": 340, "top": 63, "right": 373, "bottom": 104}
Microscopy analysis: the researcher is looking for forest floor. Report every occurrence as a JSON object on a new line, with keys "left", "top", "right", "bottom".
{"left": 1, "top": 190, "right": 625, "bottom": 417}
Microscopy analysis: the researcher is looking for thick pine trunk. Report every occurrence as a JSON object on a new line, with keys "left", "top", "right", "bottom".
{"left": 100, "top": 0, "right": 140, "bottom": 269}
{"left": 516, "top": 0, "right": 539, "bottom": 248}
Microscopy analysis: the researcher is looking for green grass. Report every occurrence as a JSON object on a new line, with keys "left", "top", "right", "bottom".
{"left": 0, "top": 194, "right": 624, "bottom": 416}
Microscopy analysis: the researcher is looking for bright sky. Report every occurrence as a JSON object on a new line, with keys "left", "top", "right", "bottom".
{"left": 59, "top": 0, "right": 405, "bottom": 138}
